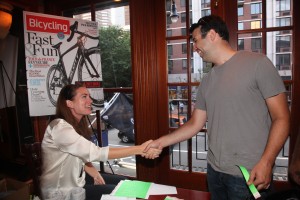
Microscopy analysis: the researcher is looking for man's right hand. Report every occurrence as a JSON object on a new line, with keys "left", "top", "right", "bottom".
{"left": 143, "top": 139, "right": 163, "bottom": 154}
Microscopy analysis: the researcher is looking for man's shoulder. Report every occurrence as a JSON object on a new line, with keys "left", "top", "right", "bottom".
{"left": 237, "top": 50, "right": 266, "bottom": 59}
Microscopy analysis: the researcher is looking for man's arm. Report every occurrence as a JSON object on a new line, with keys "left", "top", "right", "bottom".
{"left": 248, "top": 93, "right": 290, "bottom": 190}
{"left": 144, "top": 109, "right": 207, "bottom": 151}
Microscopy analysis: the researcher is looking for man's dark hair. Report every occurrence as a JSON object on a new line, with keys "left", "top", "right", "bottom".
{"left": 189, "top": 15, "right": 229, "bottom": 42}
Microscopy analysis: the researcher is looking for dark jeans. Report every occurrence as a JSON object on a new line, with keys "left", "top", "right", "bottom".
{"left": 207, "top": 164, "right": 272, "bottom": 200}
{"left": 84, "top": 172, "right": 127, "bottom": 200}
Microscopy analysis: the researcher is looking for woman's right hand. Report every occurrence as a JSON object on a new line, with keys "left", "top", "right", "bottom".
{"left": 140, "top": 140, "right": 162, "bottom": 159}
{"left": 94, "top": 173, "right": 105, "bottom": 185}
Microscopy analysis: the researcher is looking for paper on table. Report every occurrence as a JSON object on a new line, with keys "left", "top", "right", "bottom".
{"left": 100, "top": 194, "right": 136, "bottom": 200}
{"left": 164, "top": 196, "right": 183, "bottom": 200}
{"left": 111, "top": 180, "right": 152, "bottom": 199}
{"left": 145, "top": 183, "right": 177, "bottom": 198}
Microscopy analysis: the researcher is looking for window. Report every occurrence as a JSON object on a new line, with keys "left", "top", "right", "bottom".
{"left": 276, "top": 0, "right": 290, "bottom": 12}
{"left": 276, "top": 35, "right": 291, "bottom": 52}
{"left": 238, "top": 22, "right": 244, "bottom": 30}
{"left": 168, "top": 60, "right": 174, "bottom": 73}
{"left": 251, "top": 3, "right": 261, "bottom": 15}
{"left": 251, "top": 20, "right": 261, "bottom": 29}
{"left": 276, "top": 17, "right": 291, "bottom": 27}
{"left": 181, "top": 12, "right": 186, "bottom": 23}
{"left": 238, "top": 0, "right": 293, "bottom": 181}
{"left": 72, "top": 3, "right": 135, "bottom": 177}
{"left": 181, "top": 28, "right": 186, "bottom": 35}
{"left": 238, "top": 39, "right": 244, "bottom": 50}
{"left": 251, "top": 38, "right": 262, "bottom": 51}
{"left": 238, "top": 4, "right": 244, "bottom": 16}
{"left": 202, "top": 9, "right": 211, "bottom": 17}
{"left": 166, "top": 0, "right": 211, "bottom": 174}
{"left": 182, "top": 43, "right": 187, "bottom": 54}
{"left": 167, "top": 30, "right": 173, "bottom": 37}
{"left": 182, "top": 59, "right": 187, "bottom": 69}
{"left": 276, "top": 54, "right": 291, "bottom": 70}
{"left": 180, "top": 0, "right": 186, "bottom": 7}
{"left": 168, "top": 45, "right": 173, "bottom": 56}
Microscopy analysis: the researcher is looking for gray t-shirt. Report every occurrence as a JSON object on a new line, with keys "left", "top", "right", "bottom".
{"left": 195, "top": 51, "right": 286, "bottom": 175}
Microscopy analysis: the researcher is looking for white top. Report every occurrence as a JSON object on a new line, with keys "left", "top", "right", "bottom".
{"left": 40, "top": 118, "right": 109, "bottom": 198}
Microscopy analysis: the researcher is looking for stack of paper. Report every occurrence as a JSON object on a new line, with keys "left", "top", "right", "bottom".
{"left": 110, "top": 180, "right": 177, "bottom": 199}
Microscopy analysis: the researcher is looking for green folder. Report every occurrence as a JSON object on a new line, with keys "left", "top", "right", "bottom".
{"left": 238, "top": 165, "right": 261, "bottom": 199}
{"left": 114, "top": 180, "right": 152, "bottom": 199}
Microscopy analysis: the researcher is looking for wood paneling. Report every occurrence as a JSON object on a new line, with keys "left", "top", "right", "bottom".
{"left": 289, "top": 0, "right": 300, "bottom": 171}
{"left": 130, "top": 0, "right": 163, "bottom": 182}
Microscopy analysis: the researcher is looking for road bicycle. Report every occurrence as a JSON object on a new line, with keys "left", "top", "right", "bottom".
{"left": 46, "top": 21, "right": 103, "bottom": 106}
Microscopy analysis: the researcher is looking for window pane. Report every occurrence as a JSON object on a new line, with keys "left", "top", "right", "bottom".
{"left": 238, "top": 39, "right": 244, "bottom": 50}
{"left": 238, "top": 22, "right": 244, "bottom": 30}
{"left": 168, "top": 39, "right": 188, "bottom": 83}
{"left": 267, "top": 31, "right": 292, "bottom": 80}
{"left": 74, "top": 4, "right": 135, "bottom": 177}
{"left": 95, "top": 6, "right": 131, "bottom": 88}
{"left": 238, "top": 1, "right": 262, "bottom": 30}
{"left": 238, "top": 3, "right": 244, "bottom": 16}
{"left": 251, "top": 3, "right": 261, "bottom": 14}
{"left": 166, "top": 0, "right": 187, "bottom": 37}
{"left": 267, "top": 0, "right": 292, "bottom": 28}
{"left": 238, "top": 32, "right": 262, "bottom": 53}
{"left": 166, "top": 0, "right": 211, "bottom": 173}
{"left": 168, "top": 86, "right": 188, "bottom": 171}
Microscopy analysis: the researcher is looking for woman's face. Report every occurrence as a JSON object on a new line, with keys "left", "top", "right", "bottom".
{"left": 66, "top": 87, "right": 93, "bottom": 121}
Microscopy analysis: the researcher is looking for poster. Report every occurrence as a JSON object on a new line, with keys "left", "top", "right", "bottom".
{"left": 23, "top": 11, "right": 103, "bottom": 116}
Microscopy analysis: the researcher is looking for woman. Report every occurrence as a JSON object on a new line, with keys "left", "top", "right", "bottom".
{"left": 40, "top": 83, "right": 160, "bottom": 199}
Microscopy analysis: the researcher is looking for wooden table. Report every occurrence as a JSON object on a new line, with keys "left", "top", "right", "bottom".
{"left": 148, "top": 187, "right": 210, "bottom": 200}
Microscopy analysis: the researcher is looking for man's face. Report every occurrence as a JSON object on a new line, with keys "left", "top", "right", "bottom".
{"left": 191, "top": 27, "right": 209, "bottom": 60}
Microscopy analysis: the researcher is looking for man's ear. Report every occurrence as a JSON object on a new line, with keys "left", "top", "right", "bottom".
{"left": 208, "top": 29, "right": 217, "bottom": 41}
{"left": 66, "top": 100, "right": 74, "bottom": 108}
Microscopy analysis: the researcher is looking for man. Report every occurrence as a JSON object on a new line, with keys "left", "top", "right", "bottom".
{"left": 145, "top": 15, "right": 290, "bottom": 200}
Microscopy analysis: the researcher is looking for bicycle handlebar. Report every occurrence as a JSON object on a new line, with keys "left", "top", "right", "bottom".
{"left": 67, "top": 21, "right": 99, "bottom": 42}
{"left": 67, "top": 21, "right": 78, "bottom": 42}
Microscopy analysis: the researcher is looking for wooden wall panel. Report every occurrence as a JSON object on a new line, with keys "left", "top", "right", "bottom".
{"left": 130, "top": 0, "right": 162, "bottom": 182}
{"left": 289, "top": 0, "right": 300, "bottom": 169}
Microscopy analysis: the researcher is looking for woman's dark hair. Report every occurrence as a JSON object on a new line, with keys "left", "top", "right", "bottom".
{"left": 189, "top": 15, "right": 229, "bottom": 42}
{"left": 56, "top": 83, "right": 91, "bottom": 139}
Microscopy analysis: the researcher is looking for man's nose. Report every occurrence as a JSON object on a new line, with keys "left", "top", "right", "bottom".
{"left": 193, "top": 43, "right": 197, "bottom": 52}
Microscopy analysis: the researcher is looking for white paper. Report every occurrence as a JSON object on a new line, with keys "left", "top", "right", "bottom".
{"left": 146, "top": 183, "right": 177, "bottom": 198}
{"left": 101, "top": 194, "right": 136, "bottom": 200}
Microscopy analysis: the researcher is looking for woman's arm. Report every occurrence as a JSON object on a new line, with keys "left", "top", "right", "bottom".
{"left": 108, "top": 140, "right": 161, "bottom": 159}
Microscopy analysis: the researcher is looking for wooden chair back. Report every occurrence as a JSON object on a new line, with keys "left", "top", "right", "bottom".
{"left": 24, "top": 142, "right": 42, "bottom": 198}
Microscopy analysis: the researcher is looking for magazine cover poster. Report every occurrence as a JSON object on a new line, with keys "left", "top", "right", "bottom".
{"left": 23, "top": 11, "right": 103, "bottom": 116}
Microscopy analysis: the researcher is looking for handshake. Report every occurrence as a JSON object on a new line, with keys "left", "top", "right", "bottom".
{"left": 139, "top": 140, "right": 163, "bottom": 159}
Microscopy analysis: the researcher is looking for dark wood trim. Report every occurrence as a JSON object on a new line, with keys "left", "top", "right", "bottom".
{"left": 289, "top": 0, "right": 300, "bottom": 172}
{"left": 130, "top": 0, "right": 162, "bottom": 182}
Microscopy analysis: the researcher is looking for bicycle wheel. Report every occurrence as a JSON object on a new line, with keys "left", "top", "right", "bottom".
{"left": 78, "top": 47, "right": 103, "bottom": 107}
{"left": 46, "top": 65, "right": 65, "bottom": 106}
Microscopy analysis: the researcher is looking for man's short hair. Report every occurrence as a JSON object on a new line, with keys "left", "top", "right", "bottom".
{"left": 189, "top": 15, "right": 229, "bottom": 42}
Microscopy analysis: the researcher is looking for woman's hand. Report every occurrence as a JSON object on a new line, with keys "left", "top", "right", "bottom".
{"left": 94, "top": 173, "right": 105, "bottom": 185}
{"left": 140, "top": 140, "right": 162, "bottom": 159}
{"left": 84, "top": 162, "right": 105, "bottom": 185}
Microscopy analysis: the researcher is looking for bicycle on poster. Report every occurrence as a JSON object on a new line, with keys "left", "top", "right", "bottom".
{"left": 46, "top": 21, "right": 103, "bottom": 107}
